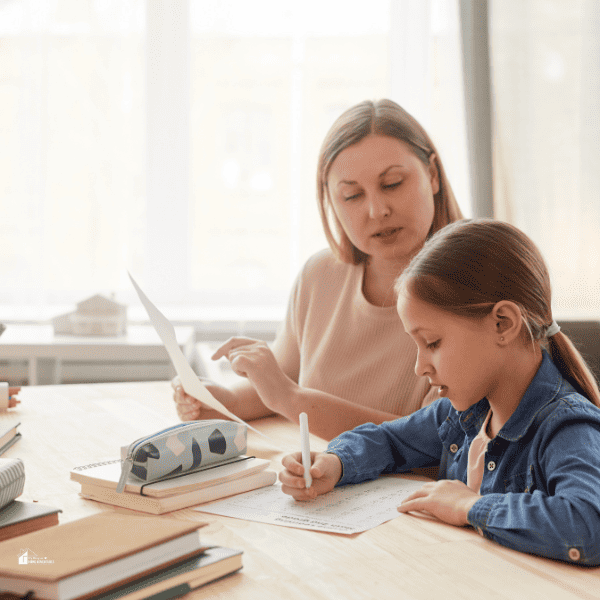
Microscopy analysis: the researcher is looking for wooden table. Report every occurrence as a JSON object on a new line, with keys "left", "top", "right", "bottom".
{"left": 2, "top": 382, "right": 600, "bottom": 600}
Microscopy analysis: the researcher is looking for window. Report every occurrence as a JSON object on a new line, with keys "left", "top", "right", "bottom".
{"left": 489, "top": 0, "right": 600, "bottom": 318}
{"left": 0, "top": 0, "right": 469, "bottom": 323}
{"left": 0, "top": 0, "right": 146, "bottom": 309}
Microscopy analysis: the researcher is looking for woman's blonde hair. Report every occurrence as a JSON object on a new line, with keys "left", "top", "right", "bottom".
{"left": 396, "top": 218, "right": 600, "bottom": 407}
{"left": 317, "top": 99, "right": 463, "bottom": 264}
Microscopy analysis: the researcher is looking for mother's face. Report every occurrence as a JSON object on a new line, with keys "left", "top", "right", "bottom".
{"left": 326, "top": 134, "right": 438, "bottom": 266}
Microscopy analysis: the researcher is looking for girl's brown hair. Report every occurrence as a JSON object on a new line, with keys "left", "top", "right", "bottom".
{"left": 317, "top": 99, "right": 463, "bottom": 264}
{"left": 396, "top": 218, "right": 600, "bottom": 407}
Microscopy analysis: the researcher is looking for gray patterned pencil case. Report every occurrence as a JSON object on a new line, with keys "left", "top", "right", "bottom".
{"left": 0, "top": 458, "right": 25, "bottom": 510}
{"left": 116, "top": 420, "right": 247, "bottom": 493}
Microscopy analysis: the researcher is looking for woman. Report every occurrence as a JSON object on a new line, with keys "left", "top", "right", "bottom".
{"left": 174, "top": 99, "right": 463, "bottom": 439}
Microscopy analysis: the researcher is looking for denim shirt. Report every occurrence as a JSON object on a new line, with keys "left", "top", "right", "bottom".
{"left": 327, "top": 351, "right": 600, "bottom": 566}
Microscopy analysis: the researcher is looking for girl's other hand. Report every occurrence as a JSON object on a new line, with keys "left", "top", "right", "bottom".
{"left": 397, "top": 479, "right": 481, "bottom": 526}
{"left": 279, "top": 451, "right": 343, "bottom": 501}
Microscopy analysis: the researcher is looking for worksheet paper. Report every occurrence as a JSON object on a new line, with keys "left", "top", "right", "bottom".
{"left": 195, "top": 477, "right": 426, "bottom": 534}
{"left": 128, "top": 272, "right": 262, "bottom": 436}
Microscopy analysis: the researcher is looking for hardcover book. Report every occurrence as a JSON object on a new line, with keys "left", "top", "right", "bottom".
{"left": 0, "top": 422, "right": 21, "bottom": 456}
{"left": 0, "top": 500, "right": 61, "bottom": 542}
{"left": 79, "top": 469, "right": 278, "bottom": 514}
{"left": 0, "top": 512, "right": 208, "bottom": 600}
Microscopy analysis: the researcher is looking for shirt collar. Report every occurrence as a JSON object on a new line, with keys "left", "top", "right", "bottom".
{"left": 498, "top": 350, "right": 563, "bottom": 441}
{"left": 457, "top": 350, "right": 563, "bottom": 441}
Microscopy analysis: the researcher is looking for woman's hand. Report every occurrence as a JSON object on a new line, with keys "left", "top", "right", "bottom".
{"left": 171, "top": 376, "right": 237, "bottom": 421}
{"left": 397, "top": 479, "right": 481, "bottom": 526}
{"left": 279, "top": 451, "right": 343, "bottom": 501}
{"left": 212, "top": 337, "right": 296, "bottom": 413}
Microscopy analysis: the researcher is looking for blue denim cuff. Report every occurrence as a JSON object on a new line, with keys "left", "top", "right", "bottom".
{"left": 467, "top": 493, "right": 504, "bottom": 537}
{"left": 325, "top": 448, "right": 357, "bottom": 487}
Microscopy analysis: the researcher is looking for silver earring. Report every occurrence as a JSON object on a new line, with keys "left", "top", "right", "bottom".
{"left": 500, "top": 337, "right": 505, "bottom": 342}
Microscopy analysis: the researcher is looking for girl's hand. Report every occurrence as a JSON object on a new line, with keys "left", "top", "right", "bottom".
{"left": 279, "top": 451, "right": 343, "bottom": 501}
{"left": 397, "top": 479, "right": 481, "bottom": 526}
{"left": 171, "top": 376, "right": 236, "bottom": 421}
{"left": 212, "top": 337, "right": 295, "bottom": 412}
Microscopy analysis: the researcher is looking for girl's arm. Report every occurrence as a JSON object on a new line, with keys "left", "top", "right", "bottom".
{"left": 279, "top": 402, "right": 446, "bottom": 500}
{"left": 468, "top": 418, "right": 600, "bottom": 566}
{"left": 325, "top": 401, "right": 446, "bottom": 482}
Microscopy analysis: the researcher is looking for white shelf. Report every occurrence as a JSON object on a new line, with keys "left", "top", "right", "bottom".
{"left": 0, "top": 324, "right": 195, "bottom": 385}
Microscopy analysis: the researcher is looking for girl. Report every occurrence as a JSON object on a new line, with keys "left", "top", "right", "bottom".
{"left": 174, "top": 99, "right": 463, "bottom": 440}
{"left": 280, "top": 219, "right": 600, "bottom": 565}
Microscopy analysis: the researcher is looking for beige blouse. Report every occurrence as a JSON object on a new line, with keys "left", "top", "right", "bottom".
{"left": 271, "top": 249, "right": 436, "bottom": 417}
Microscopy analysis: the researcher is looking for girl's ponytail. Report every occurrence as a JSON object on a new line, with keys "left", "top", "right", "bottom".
{"left": 397, "top": 218, "right": 600, "bottom": 408}
{"left": 548, "top": 332, "right": 600, "bottom": 408}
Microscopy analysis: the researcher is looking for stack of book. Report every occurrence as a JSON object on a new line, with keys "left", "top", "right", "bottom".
{"left": 0, "top": 512, "right": 243, "bottom": 600}
{"left": 0, "top": 453, "right": 62, "bottom": 541}
{"left": 70, "top": 456, "right": 277, "bottom": 514}
{"left": 0, "top": 500, "right": 61, "bottom": 542}
{"left": 0, "top": 422, "right": 21, "bottom": 456}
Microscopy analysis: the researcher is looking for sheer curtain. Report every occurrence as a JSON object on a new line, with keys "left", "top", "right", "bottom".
{"left": 0, "top": 0, "right": 469, "bottom": 323}
{"left": 0, "top": 0, "right": 146, "bottom": 311}
{"left": 489, "top": 0, "right": 600, "bottom": 318}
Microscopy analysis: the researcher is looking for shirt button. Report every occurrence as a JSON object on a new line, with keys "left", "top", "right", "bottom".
{"left": 477, "top": 527, "right": 484, "bottom": 536}
{"left": 487, "top": 461, "right": 496, "bottom": 471}
{"left": 450, "top": 444, "right": 459, "bottom": 453}
{"left": 568, "top": 548, "right": 581, "bottom": 562}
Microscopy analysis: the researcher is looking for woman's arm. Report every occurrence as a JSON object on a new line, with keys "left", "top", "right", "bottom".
{"left": 211, "top": 336, "right": 404, "bottom": 439}
{"left": 277, "top": 386, "right": 405, "bottom": 440}
{"left": 173, "top": 368, "right": 400, "bottom": 440}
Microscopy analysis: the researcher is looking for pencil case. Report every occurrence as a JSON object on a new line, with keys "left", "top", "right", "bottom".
{"left": 116, "top": 420, "right": 247, "bottom": 493}
{"left": 0, "top": 458, "right": 25, "bottom": 510}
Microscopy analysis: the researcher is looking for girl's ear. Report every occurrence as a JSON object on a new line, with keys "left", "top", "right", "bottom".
{"left": 428, "top": 154, "right": 440, "bottom": 195}
{"left": 491, "top": 301, "right": 523, "bottom": 344}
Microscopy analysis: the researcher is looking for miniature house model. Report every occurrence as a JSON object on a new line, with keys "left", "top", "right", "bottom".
{"left": 52, "top": 295, "right": 127, "bottom": 336}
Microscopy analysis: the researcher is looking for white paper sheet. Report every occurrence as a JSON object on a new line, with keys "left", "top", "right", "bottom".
{"left": 128, "top": 272, "right": 262, "bottom": 435}
{"left": 195, "top": 477, "right": 426, "bottom": 534}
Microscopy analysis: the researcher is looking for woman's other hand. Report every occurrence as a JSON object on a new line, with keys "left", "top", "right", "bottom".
{"left": 171, "top": 376, "right": 237, "bottom": 421}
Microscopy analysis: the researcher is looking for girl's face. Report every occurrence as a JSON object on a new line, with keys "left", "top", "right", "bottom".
{"left": 326, "top": 134, "right": 438, "bottom": 267}
{"left": 397, "top": 292, "right": 503, "bottom": 412}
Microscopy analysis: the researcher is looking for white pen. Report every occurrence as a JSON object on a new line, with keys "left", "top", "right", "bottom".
{"left": 299, "top": 412, "right": 312, "bottom": 488}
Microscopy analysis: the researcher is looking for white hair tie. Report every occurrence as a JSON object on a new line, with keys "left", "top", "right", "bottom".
{"left": 546, "top": 320, "right": 561, "bottom": 337}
